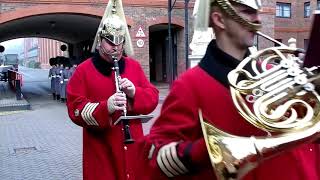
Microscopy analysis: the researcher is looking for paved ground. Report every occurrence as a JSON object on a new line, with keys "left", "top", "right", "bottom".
{"left": 0, "top": 101, "right": 82, "bottom": 180}
{"left": 0, "top": 82, "right": 30, "bottom": 112}
{"left": 0, "top": 74, "right": 168, "bottom": 180}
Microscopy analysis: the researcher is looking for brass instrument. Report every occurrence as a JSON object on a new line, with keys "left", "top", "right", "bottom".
{"left": 200, "top": 27, "right": 320, "bottom": 179}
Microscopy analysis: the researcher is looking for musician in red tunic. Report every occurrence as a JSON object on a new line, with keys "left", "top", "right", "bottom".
{"left": 140, "top": 0, "right": 320, "bottom": 179}
{"left": 66, "top": 0, "right": 158, "bottom": 179}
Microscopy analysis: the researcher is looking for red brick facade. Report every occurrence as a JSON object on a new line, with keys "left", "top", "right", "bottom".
{"left": 23, "top": 38, "right": 66, "bottom": 69}
{"left": 1, "top": 0, "right": 313, "bottom": 81}
{"left": 275, "top": 0, "right": 317, "bottom": 49}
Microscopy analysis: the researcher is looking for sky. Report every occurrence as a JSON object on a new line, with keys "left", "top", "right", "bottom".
{"left": 0, "top": 38, "right": 24, "bottom": 54}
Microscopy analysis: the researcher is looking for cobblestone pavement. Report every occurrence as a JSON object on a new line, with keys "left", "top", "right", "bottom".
{"left": 0, "top": 93, "right": 164, "bottom": 180}
{"left": 0, "top": 102, "right": 83, "bottom": 180}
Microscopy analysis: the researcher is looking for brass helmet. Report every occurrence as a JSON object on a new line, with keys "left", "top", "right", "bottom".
{"left": 91, "top": 0, "right": 133, "bottom": 56}
{"left": 100, "top": 14, "right": 126, "bottom": 46}
{"left": 194, "top": 0, "right": 262, "bottom": 31}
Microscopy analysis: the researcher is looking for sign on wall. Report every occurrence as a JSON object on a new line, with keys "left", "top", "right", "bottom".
{"left": 136, "top": 26, "right": 146, "bottom": 48}
{"left": 136, "top": 26, "right": 146, "bottom": 38}
{"left": 137, "top": 39, "right": 144, "bottom": 48}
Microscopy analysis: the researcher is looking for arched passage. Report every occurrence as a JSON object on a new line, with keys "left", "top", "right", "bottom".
{"left": 147, "top": 17, "right": 184, "bottom": 83}
{"left": 0, "top": 4, "right": 134, "bottom": 64}
{"left": 0, "top": 4, "right": 134, "bottom": 43}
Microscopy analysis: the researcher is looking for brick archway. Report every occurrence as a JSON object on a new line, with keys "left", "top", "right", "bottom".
{"left": 0, "top": 4, "right": 134, "bottom": 26}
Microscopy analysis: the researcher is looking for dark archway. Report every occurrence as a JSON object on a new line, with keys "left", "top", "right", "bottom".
{"left": 149, "top": 24, "right": 183, "bottom": 83}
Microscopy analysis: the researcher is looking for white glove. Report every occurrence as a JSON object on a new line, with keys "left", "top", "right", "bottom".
{"left": 120, "top": 78, "right": 135, "bottom": 98}
{"left": 60, "top": 81, "right": 63, "bottom": 84}
{"left": 107, "top": 92, "right": 127, "bottom": 114}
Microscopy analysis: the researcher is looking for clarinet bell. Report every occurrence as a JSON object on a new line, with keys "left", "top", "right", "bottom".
{"left": 123, "top": 122, "right": 134, "bottom": 144}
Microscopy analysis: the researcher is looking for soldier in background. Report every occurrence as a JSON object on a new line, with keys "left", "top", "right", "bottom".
{"left": 69, "top": 56, "right": 78, "bottom": 77}
{"left": 48, "top": 57, "right": 57, "bottom": 100}
{"left": 60, "top": 57, "right": 72, "bottom": 103}
{"left": 54, "top": 56, "right": 64, "bottom": 101}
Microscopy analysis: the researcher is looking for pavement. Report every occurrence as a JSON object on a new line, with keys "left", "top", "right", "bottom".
{"left": 0, "top": 82, "right": 30, "bottom": 112}
{"left": 0, "top": 80, "right": 169, "bottom": 180}
{"left": 0, "top": 99, "right": 82, "bottom": 180}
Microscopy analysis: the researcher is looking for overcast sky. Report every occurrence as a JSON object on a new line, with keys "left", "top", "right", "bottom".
{"left": 0, "top": 38, "right": 24, "bottom": 54}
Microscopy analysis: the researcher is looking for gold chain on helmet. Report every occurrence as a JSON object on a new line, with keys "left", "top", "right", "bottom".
{"left": 214, "top": 0, "right": 262, "bottom": 31}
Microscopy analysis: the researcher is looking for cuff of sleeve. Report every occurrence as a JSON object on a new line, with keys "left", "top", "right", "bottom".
{"left": 92, "top": 100, "right": 112, "bottom": 128}
{"left": 189, "top": 139, "right": 211, "bottom": 168}
{"left": 177, "top": 139, "right": 211, "bottom": 173}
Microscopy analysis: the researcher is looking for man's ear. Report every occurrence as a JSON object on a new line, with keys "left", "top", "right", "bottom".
{"left": 211, "top": 12, "right": 225, "bottom": 30}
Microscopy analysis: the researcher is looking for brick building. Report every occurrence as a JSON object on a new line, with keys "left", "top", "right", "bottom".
{"left": 275, "top": 0, "right": 320, "bottom": 50}
{"left": 23, "top": 38, "right": 66, "bottom": 69}
{"left": 0, "top": 0, "right": 317, "bottom": 83}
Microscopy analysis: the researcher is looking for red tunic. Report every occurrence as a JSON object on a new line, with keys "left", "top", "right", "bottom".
{"left": 141, "top": 65, "right": 320, "bottom": 180}
{"left": 66, "top": 56, "right": 159, "bottom": 180}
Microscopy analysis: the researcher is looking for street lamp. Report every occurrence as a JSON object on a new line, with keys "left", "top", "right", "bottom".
{"left": 168, "top": 0, "right": 190, "bottom": 85}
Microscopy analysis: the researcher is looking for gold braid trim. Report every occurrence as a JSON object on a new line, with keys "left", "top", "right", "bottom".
{"left": 216, "top": 0, "right": 261, "bottom": 31}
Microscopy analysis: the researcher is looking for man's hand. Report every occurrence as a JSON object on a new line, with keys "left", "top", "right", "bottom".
{"left": 107, "top": 92, "right": 127, "bottom": 114}
{"left": 120, "top": 78, "right": 135, "bottom": 98}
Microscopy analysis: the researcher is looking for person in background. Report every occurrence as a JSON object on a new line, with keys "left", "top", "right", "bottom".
{"left": 54, "top": 57, "right": 64, "bottom": 101}
{"left": 69, "top": 56, "right": 78, "bottom": 77}
{"left": 66, "top": 0, "right": 159, "bottom": 179}
{"left": 48, "top": 57, "right": 57, "bottom": 100}
{"left": 60, "top": 57, "right": 71, "bottom": 103}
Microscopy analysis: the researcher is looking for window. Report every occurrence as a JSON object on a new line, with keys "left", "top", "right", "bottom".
{"left": 304, "top": 2, "right": 311, "bottom": 18}
{"left": 276, "top": 3, "right": 291, "bottom": 18}
{"left": 318, "top": 0, "right": 320, "bottom": 10}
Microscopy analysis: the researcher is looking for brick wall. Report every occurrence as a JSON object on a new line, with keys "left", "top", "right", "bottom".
{"left": 2, "top": 0, "right": 313, "bottom": 78}
{"left": 0, "top": 0, "right": 190, "bottom": 79}
{"left": 274, "top": 0, "right": 315, "bottom": 49}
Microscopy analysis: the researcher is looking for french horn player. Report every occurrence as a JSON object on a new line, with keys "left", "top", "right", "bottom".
{"left": 144, "top": 0, "right": 320, "bottom": 180}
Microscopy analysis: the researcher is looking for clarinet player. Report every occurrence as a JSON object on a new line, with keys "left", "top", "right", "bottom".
{"left": 66, "top": 0, "right": 159, "bottom": 179}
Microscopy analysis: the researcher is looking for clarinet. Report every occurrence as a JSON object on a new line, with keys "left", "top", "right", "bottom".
{"left": 112, "top": 55, "right": 134, "bottom": 144}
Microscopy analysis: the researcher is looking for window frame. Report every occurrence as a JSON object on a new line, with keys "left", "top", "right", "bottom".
{"left": 276, "top": 2, "right": 292, "bottom": 18}
{"left": 304, "top": 2, "right": 311, "bottom": 18}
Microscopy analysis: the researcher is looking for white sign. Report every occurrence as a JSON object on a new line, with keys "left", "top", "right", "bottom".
{"left": 136, "top": 27, "right": 146, "bottom": 38}
{"left": 137, "top": 39, "right": 144, "bottom": 48}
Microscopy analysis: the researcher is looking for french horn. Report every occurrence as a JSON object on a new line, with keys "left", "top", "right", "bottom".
{"left": 200, "top": 29, "right": 320, "bottom": 179}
